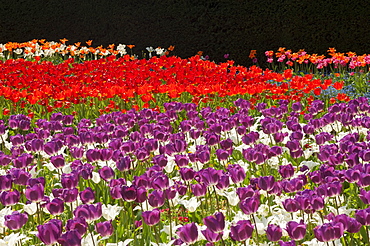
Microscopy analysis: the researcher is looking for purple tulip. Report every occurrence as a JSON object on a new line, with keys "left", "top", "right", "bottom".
{"left": 311, "top": 196, "right": 324, "bottom": 212}
{"left": 0, "top": 153, "right": 12, "bottom": 166}
{"left": 199, "top": 168, "right": 222, "bottom": 186}
{"left": 332, "top": 214, "right": 357, "bottom": 233}
{"left": 142, "top": 209, "right": 161, "bottom": 226}
{"left": 346, "top": 217, "right": 362, "bottom": 233}
{"left": 151, "top": 173, "right": 170, "bottom": 190}
{"left": 115, "top": 156, "right": 131, "bottom": 172}
{"left": 197, "top": 150, "right": 210, "bottom": 164}
{"left": 278, "top": 240, "right": 296, "bottom": 246}
{"left": 50, "top": 155, "right": 65, "bottom": 169}
{"left": 37, "top": 219, "right": 63, "bottom": 245}
{"left": 258, "top": 175, "right": 275, "bottom": 191}
{"left": 44, "top": 140, "right": 63, "bottom": 156}
{"left": 205, "top": 132, "right": 220, "bottom": 146}
{"left": 203, "top": 212, "right": 225, "bottom": 233}
{"left": 228, "top": 164, "right": 246, "bottom": 184}
{"left": 148, "top": 190, "right": 165, "bottom": 207}
{"left": 286, "top": 220, "right": 306, "bottom": 240}
{"left": 216, "top": 174, "right": 230, "bottom": 190}
{"left": 10, "top": 134, "right": 24, "bottom": 146}
{"left": 229, "top": 220, "right": 254, "bottom": 242}
{"left": 59, "top": 188, "right": 79, "bottom": 203}
{"left": 135, "top": 147, "right": 150, "bottom": 161}
{"left": 61, "top": 172, "right": 79, "bottom": 189}
{"left": 314, "top": 222, "right": 344, "bottom": 242}
{"left": 134, "top": 220, "right": 143, "bottom": 228}
{"left": 177, "top": 222, "right": 198, "bottom": 244}
{"left": 46, "top": 198, "right": 65, "bottom": 215}
{"left": 152, "top": 154, "right": 168, "bottom": 168}
{"left": 73, "top": 203, "right": 102, "bottom": 222}
{"left": 79, "top": 187, "right": 95, "bottom": 204}
{"left": 13, "top": 153, "right": 33, "bottom": 168}
{"left": 100, "top": 148, "right": 113, "bottom": 161}
{"left": 135, "top": 187, "right": 148, "bottom": 203}
{"left": 236, "top": 186, "right": 257, "bottom": 200}
{"left": 76, "top": 163, "right": 94, "bottom": 180}
{"left": 266, "top": 224, "right": 283, "bottom": 242}
{"left": 316, "top": 182, "right": 342, "bottom": 197}
{"left": 58, "top": 230, "right": 82, "bottom": 246}
{"left": 201, "top": 228, "right": 223, "bottom": 243}
{"left": 215, "top": 149, "right": 230, "bottom": 161}
{"left": 96, "top": 220, "right": 114, "bottom": 237}
{"left": 239, "top": 196, "right": 260, "bottom": 215}
{"left": 70, "top": 146, "right": 84, "bottom": 159}
{"left": 62, "top": 115, "right": 74, "bottom": 125}
{"left": 99, "top": 166, "right": 115, "bottom": 182}
{"left": 173, "top": 155, "right": 188, "bottom": 167}
{"left": 359, "top": 173, "right": 370, "bottom": 187}
{"left": 191, "top": 183, "right": 207, "bottom": 197}
{"left": 25, "top": 183, "right": 45, "bottom": 202}
{"left": 242, "top": 132, "right": 259, "bottom": 145}
{"left": 291, "top": 102, "right": 302, "bottom": 112}
{"left": 0, "top": 189, "right": 20, "bottom": 206}
{"left": 220, "top": 138, "right": 233, "bottom": 150}
{"left": 355, "top": 207, "right": 370, "bottom": 225}
{"left": 180, "top": 168, "right": 195, "bottom": 181}
{"left": 121, "top": 185, "right": 137, "bottom": 202}
{"left": 360, "top": 149, "right": 370, "bottom": 162}
{"left": 65, "top": 217, "right": 88, "bottom": 236}
{"left": 278, "top": 164, "right": 295, "bottom": 179}
{"left": 4, "top": 211, "right": 28, "bottom": 230}
{"left": 133, "top": 175, "right": 150, "bottom": 188}
{"left": 359, "top": 189, "right": 370, "bottom": 204}
{"left": 10, "top": 168, "right": 31, "bottom": 185}
{"left": 86, "top": 149, "right": 101, "bottom": 162}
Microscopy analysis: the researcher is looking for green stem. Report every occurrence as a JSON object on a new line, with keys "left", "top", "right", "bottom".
{"left": 167, "top": 200, "right": 173, "bottom": 239}
{"left": 213, "top": 186, "right": 221, "bottom": 211}
{"left": 251, "top": 213, "right": 260, "bottom": 245}
{"left": 152, "top": 224, "right": 160, "bottom": 244}
{"left": 88, "top": 225, "right": 97, "bottom": 246}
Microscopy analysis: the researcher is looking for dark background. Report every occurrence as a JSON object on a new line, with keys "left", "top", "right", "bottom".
{"left": 0, "top": 0, "right": 369, "bottom": 67}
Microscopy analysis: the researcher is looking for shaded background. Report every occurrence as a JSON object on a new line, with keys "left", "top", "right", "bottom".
{"left": 0, "top": 0, "right": 369, "bottom": 66}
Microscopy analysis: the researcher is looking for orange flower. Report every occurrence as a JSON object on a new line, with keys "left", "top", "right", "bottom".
{"left": 265, "top": 50, "right": 274, "bottom": 58}
{"left": 197, "top": 51, "right": 203, "bottom": 56}
{"left": 127, "top": 45, "right": 135, "bottom": 49}
{"left": 278, "top": 47, "right": 285, "bottom": 51}
{"left": 168, "top": 45, "right": 175, "bottom": 51}
{"left": 108, "top": 44, "right": 115, "bottom": 49}
{"left": 327, "top": 47, "right": 336, "bottom": 54}
{"left": 249, "top": 50, "right": 257, "bottom": 59}
{"left": 346, "top": 51, "right": 356, "bottom": 57}
{"left": 86, "top": 40, "right": 93, "bottom": 46}
{"left": 60, "top": 38, "right": 68, "bottom": 44}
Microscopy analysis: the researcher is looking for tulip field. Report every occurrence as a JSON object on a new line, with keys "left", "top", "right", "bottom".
{"left": 2, "top": 40, "right": 370, "bottom": 246}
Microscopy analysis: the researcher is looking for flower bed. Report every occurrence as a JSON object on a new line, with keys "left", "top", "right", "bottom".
{"left": 1, "top": 40, "right": 370, "bottom": 246}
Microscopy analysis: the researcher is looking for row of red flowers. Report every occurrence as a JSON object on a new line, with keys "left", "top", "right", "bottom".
{"left": 0, "top": 55, "right": 346, "bottom": 110}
